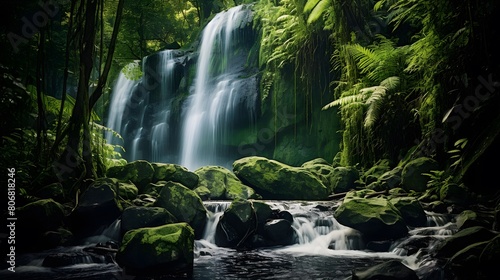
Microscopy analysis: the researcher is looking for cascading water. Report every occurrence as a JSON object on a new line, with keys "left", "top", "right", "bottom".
{"left": 180, "top": 5, "right": 257, "bottom": 170}
{"left": 106, "top": 5, "right": 257, "bottom": 169}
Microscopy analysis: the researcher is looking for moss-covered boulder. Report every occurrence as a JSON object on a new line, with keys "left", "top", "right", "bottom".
{"left": 301, "top": 158, "right": 336, "bottom": 193}
{"left": 436, "top": 226, "right": 497, "bottom": 258}
{"left": 389, "top": 197, "right": 427, "bottom": 227}
{"left": 194, "top": 165, "right": 259, "bottom": 200}
{"left": 17, "top": 199, "right": 66, "bottom": 251}
{"left": 233, "top": 156, "right": 328, "bottom": 200}
{"left": 363, "top": 159, "right": 392, "bottom": 185}
{"left": 331, "top": 166, "right": 360, "bottom": 193}
{"left": 107, "top": 160, "right": 155, "bottom": 190}
{"left": 68, "top": 178, "right": 123, "bottom": 237}
{"left": 194, "top": 186, "right": 211, "bottom": 200}
{"left": 118, "top": 182, "right": 139, "bottom": 200}
{"left": 154, "top": 181, "right": 207, "bottom": 238}
{"left": 439, "top": 183, "right": 470, "bottom": 205}
{"left": 116, "top": 223, "right": 194, "bottom": 277}
{"left": 215, "top": 199, "right": 256, "bottom": 247}
{"left": 334, "top": 196, "right": 408, "bottom": 241}
{"left": 152, "top": 163, "right": 199, "bottom": 189}
{"left": 378, "top": 167, "right": 403, "bottom": 190}
{"left": 121, "top": 206, "right": 177, "bottom": 233}
{"left": 352, "top": 260, "right": 418, "bottom": 280}
{"left": 401, "top": 157, "right": 439, "bottom": 192}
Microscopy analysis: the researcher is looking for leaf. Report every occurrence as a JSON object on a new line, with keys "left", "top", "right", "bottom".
{"left": 304, "top": 0, "right": 321, "bottom": 14}
{"left": 307, "top": 0, "right": 331, "bottom": 25}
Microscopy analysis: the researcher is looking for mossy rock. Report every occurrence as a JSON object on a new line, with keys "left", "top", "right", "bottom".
{"left": 331, "top": 166, "right": 360, "bottom": 193}
{"left": 363, "top": 159, "right": 392, "bottom": 184}
{"left": 401, "top": 157, "right": 439, "bottom": 192}
{"left": 121, "top": 206, "right": 177, "bottom": 233}
{"left": 154, "top": 181, "right": 207, "bottom": 238}
{"left": 436, "top": 226, "right": 497, "bottom": 258}
{"left": 18, "top": 199, "right": 65, "bottom": 234}
{"left": 439, "top": 183, "right": 470, "bottom": 205}
{"left": 118, "top": 182, "right": 139, "bottom": 200}
{"left": 107, "top": 160, "right": 155, "bottom": 190}
{"left": 194, "top": 166, "right": 259, "bottom": 200}
{"left": 233, "top": 156, "right": 328, "bottom": 200}
{"left": 389, "top": 197, "right": 427, "bottom": 227}
{"left": 152, "top": 163, "right": 199, "bottom": 189}
{"left": 116, "top": 223, "right": 194, "bottom": 276}
{"left": 334, "top": 196, "right": 408, "bottom": 241}
{"left": 194, "top": 186, "right": 211, "bottom": 200}
{"left": 378, "top": 167, "right": 403, "bottom": 190}
{"left": 301, "top": 158, "right": 336, "bottom": 193}
{"left": 215, "top": 199, "right": 256, "bottom": 247}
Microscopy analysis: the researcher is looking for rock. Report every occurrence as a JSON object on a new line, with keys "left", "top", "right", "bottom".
{"left": 435, "top": 226, "right": 497, "bottom": 258}
{"left": 426, "top": 201, "right": 448, "bottom": 213}
{"left": 107, "top": 160, "right": 155, "bottom": 190}
{"left": 363, "top": 159, "right": 391, "bottom": 184}
{"left": 334, "top": 196, "right": 408, "bottom": 241}
{"left": 263, "top": 219, "right": 294, "bottom": 246}
{"left": 301, "top": 158, "right": 336, "bottom": 193}
{"left": 152, "top": 163, "right": 199, "bottom": 189}
{"left": 233, "top": 156, "right": 328, "bottom": 200}
{"left": 439, "top": 183, "right": 470, "bottom": 205}
{"left": 36, "top": 182, "right": 65, "bottom": 202}
{"left": 455, "top": 210, "right": 481, "bottom": 230}
{"left": 352, "top": 260, "right": 418, "bottom": 280}
{"left": 194, "top": 186, "right": 211, "bottom": 200}
{"left": 251, "top": 200, "right": 274, "bottom": 225}
{"left": 215, "top": 199, "right": 256, "bottom": 247}
{"left": 331, "top": 166, "right": 360, "bottom": 193}
{"left": 194, "top": 165, "right": 259, "bottom": 200}
{"left": 17, "top": 199, "right": 66, "bottom": 250}
{"left": 121, "top": 207, "right": 177, "bottom": 233}
{"left": 142, "top": 181, "right": 166, "bottom": 195}
{"left": 118, "top": 182, "right": 138, "bottom": 200}
{"left": 68, "top": 178, "right": 123, "bottom": 237}
{"left": 42, "top": 228, "right": 73, "bottom": 248}
{"left": 401, "top": 157, "right": 439, "bottom": 192}
{"left": 154, "top": 181, "right": 207, "bottom": 238}
{"left": 389, "top": 197, "right": 427, "bottom": 227}
{"left": 378, "top": 167, "right": 403, "bottom": 190}
{"left": 116, "top": 223, "right": 194, "bottom": 277}
{"left": 43, "top": 251, "right": 114, "bottom": 267}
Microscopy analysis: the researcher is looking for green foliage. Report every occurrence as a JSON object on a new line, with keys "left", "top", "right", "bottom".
{"left": 304, "top": 0, "right": 331, "bottom": 25}
{"left": 121, "top": 61, "right": 143, "bottom": 81}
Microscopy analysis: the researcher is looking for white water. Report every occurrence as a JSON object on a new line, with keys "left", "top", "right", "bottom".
{"left": 180, "top": 5, "right": 255, "bottom": 170}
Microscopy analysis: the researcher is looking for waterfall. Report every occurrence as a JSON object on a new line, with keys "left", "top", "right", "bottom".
{"left": 106, "top": 5, "right": 257, "bottom": 168}
{"left": 180, "top": 5, "right": 257, "bottom": 170}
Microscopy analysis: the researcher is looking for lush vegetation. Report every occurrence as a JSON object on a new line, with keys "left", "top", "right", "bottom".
{"left": 1, "top": 0, "right": 499, "bottom": 203}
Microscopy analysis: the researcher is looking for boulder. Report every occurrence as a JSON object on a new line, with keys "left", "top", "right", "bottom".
{"left": 363, "top": 159, "right": 391, "bottom": 185}
{"left": 215, "top": 199, "right": 256, "bottom": 247}
{"left": 378, "top": 167, "right": 403, "bottom": 190}
{"left": 263, "top": 219, "right": 294, "bottom": 246}
{"left": 194, "top": 165, "right": 259, "bottom": 200}
{"left": 435, "top": 226, "right": 497, "bottom": 258}
{"left": 301, "top": 158, "right": 336, "bottom": 193}
{"left": 154, "top": 181, "right": 207, "bottom": 238}
{"left": 121, "top": 206, "right": 177, "bottom": 233}
{"left": 194, "top": 186, "right": 211, "bottom": 200}
{"left": 352, "top": 260, "right": 418, "bottom": 280}
{"left": 233, "top": 156, "right": 328, "bottom": 200}
{"left": 68, "top": 178, "right": 123, "bottom": 237}
{"left": 118, "top": 182, "right": 139, "bottom": 200}
{"left": 116, "top": 223, "right": 194, "bottom": 277}
{"left": 401, "top": 157, "right": 439, "bottom": 192}
{"left": 331, "top": 166, "right": 360, "bottom": 193}
{"left": 152, "top": 163, "right": 199, "bottom": 189}
{"left": 334, "top": 196, "right": 408, "bottom": 241}
{"left": 35, "top": 182, "right": 65, "bottom": 202}
{"left": 389, "top": 197, "right": 427, "bottom": 227}
{"left": 107, "top": 160, "right": 155, "bottom": 190}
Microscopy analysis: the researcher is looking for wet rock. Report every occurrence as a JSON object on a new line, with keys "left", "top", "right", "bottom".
{"left": 68, "top": 178, "right": 122, "bottom": 238}
{"left": 215, "top": 199, "right": 256, "bottom": 247}
{"left": 334, "top": 196, "right": 408, "bottom": 241}
{"left": 439, "top": 183, "right": 470, "bottom": 206}
{"left": 194, "top": 165, "right": 259, "bottom": 200}
{"left": 107, "top": 160, "right": 155, "bottom": 190}
{"left": 389, "top": 197, "right": 427, "bottom": 227}
{"left": 426, "top": 201, "right": 448, "bottom": 213}
{"left": 233, "top": 156, "right": 328, "bottom": 200}
{"left": 352, "top": 260, "right": 418, "bottom": 280}
{"left": 263, "top": 219, "right": 294, "bottom": 245}
{"left": 121, "top": 206, "right": 177, "bottom": 233}
{"left": 42, "top": 228, "right": 74, "bottom": 248}
{"left": 43, "top": 251, "right": 114, "bottom": 267}
{"left": 154, "top": 181, "right": 207, "bottom": 238}
{"left": 331, "top": 166, "right": 360, "bottom": 193}
{"left": 152, "top": 163, "right": 199, "bottom": 189}
{"left": 116, "top": 223, "right": 194, "bottom": 277}
{"left": 435, "top": 226, "right": 497, "bottom": 258}
{"left": 378, "top": 167, "right": 403, "bottom": 190}
{"left": 401, "top": 157, "right": 439, "bottom": 192}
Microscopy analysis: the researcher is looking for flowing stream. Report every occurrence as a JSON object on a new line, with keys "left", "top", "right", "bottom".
{"left": 1, "top": 200, "right": 456, "bottom": 279}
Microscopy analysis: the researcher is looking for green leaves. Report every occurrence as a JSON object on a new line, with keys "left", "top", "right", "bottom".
{"left": 303, "top": 0, "right": 331, "bottom": 25}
